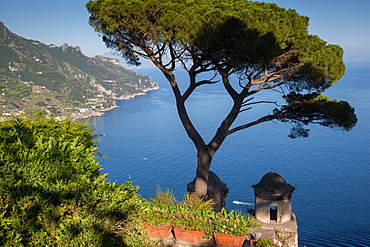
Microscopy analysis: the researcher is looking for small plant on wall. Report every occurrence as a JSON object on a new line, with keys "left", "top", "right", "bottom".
{"left": 252, "top": 237, "right": 276, "bottom": 247}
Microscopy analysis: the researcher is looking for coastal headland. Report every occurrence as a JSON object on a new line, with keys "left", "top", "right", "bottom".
{"left": 0, "top": 21, "right": 159, "bottom": 120}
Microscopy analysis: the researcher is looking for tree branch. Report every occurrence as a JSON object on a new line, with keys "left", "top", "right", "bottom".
{"left": 227, "top": 113, "right": 325, "bottom": 136}
{"left": 241, "top": 100, "right": 278, "bottom": 108}
{"left": 195, "top": 80, "right": 219, "bottom": 87}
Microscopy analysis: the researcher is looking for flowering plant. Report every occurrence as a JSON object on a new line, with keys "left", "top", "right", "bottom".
{"left": 141, "top": 204, "right": 173, "bottom": 227}
{"left": 210, "top": 208, "right": 260, "bottom": 236}
{"left": 167, "top": 205, "right": 209, "bottom": 232}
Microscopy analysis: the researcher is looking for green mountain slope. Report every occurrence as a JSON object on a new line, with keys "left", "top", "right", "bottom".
{"left": 0, "top": 21, "right": 158, "bottom": 119}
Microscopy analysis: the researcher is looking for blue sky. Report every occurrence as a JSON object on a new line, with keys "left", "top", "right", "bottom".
{"left": 0, "top": 0, "right": 369, "bottom": 64}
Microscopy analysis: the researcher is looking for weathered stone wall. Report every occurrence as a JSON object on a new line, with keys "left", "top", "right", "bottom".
{"left": 255, "top": 197, "right": 292, "bottom": 223}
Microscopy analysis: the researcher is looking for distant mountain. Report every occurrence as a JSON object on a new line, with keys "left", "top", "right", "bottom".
{"left": 102, "top": 52, "right": 156, "bottom": 69}
{"left": 0, "top": 21, "right": 159, "bottom": 119}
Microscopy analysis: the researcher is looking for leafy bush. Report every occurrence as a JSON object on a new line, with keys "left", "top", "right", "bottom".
{"left": 0, "top": 112, "right": 150, "bottom": 246}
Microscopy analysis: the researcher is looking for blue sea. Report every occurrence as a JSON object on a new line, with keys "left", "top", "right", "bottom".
{"left": 91, "top": 62, "right": 370, "bottom": 246}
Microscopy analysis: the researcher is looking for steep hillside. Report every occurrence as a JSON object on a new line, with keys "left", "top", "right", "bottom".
{"left": 0, "top": 21, "right": 158, "bottom": 119}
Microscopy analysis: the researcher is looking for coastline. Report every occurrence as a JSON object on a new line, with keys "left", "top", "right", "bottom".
{"left": 0, "top": 84, "right": 160, "bottom": 122}
{"left": 72, "top": 86, "right": 160, "bottom": 120}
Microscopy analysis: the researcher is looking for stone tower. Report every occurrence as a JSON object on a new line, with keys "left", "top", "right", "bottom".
{"left": 251, "top": 171, "right": 298, "bottom": 247}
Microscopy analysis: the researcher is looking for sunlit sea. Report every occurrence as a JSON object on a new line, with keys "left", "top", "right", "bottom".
{"left": 91, "top": 62, "right": 370, "bottom": 246}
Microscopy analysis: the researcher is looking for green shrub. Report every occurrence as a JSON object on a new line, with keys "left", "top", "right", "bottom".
{"left": 0, "top": 112, "right": 150, "bottom": 246}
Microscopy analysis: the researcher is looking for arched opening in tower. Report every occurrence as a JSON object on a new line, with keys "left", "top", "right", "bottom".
{"left": 270, "top": 205, "right": 277, "bottom": 221}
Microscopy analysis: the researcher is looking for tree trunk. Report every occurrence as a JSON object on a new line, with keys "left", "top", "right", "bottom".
{"left": 194, "top": 149, "right": 212, "bottom": 197}
{"left": 159, "top": 66, "right": 234, "bottom": 203}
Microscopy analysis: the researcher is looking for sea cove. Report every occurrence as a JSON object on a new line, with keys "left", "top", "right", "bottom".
{"left": 91, "top": 62, "right": 370, "bottom": 246}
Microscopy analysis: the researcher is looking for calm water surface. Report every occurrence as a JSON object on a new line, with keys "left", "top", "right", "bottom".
{"left": 91, "top": 62, "right": 370, "bottom": 246}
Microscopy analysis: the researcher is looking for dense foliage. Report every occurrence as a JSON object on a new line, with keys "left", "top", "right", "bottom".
{"left": 0, "top": 112, "right": 150, "bottom": 246}
{"left": 86, "top": 0, "right": 345, "bottom": 87}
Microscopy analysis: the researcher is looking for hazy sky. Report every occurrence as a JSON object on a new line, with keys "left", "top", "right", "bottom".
{"left": 0, "top": 0, "right": 369, "bottom": 64}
